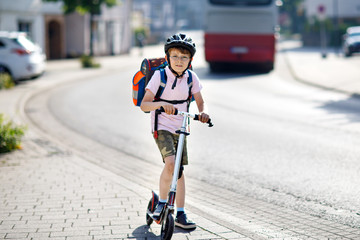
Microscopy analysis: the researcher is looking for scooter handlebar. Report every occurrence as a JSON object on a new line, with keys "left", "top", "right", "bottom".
{"left": 156, "top": 107, "right": 213, "bottom": 127}
{"left": 194, "top": 114, "right": 214, "bottom": 127}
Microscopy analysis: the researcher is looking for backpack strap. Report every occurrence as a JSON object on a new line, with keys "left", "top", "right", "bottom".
{"left": 154, "top": 68, "right": 167, "bottom": 139}
{"left": 154, "top": 68, "right": 167, "bottom": 100}
{"left": 187, "top": 70, "right": 193, "bottom": 102}
{"left": 153, "top": 69, "right": 193, "bottom": 139}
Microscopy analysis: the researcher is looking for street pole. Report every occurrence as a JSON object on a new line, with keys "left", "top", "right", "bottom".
{"left": 318, "top": 5, "right": 327, "bottom": 58}
{"left": 320, "top": 20, "right": 327, "bottom": 58}
{"left": 333, "top": 0, "right": 339, "bottom": 56}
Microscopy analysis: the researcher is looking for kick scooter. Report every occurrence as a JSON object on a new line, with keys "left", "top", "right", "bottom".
{"left": 146, "top": 107, "right": 213, "bottom": 240}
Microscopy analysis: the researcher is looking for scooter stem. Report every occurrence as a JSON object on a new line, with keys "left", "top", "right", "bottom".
{"left": 169, "top": 115, "right": 187, "bottom": 197}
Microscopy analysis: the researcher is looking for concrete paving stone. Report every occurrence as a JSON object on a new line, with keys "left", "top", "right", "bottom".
{"left": 218, "top": 231, "right": 248, "bottom": 239}
{"left": 35, "top": 237, "right": 66, "bottom": 240}
{"left": 0, "top": 224, "right": 15, "bottom": 231}
{"left": 67, "top": 219, "right": 107, "bottom": 228}
{"left": 109, "top": 227, "right": 135, "bottom": 235}
{"left": 40, "top": 214, "right": 69, "bottom": 221}
{"left": 25, "top": 219, "right": 67, "bottom": 226}
{"left": 87, "top": 218, "right": 111, "bottom": 225}
{"left": 343, "top": 233, "right": 360, "bottom": 239}
{"left": 50, "top": 229, "right": 90, "bottom": 237}
{"left": 3, "top": 232, "right": 28, "bottom": 239}
{"left": 96, "top": 211, "right": 121, "bottom": 218}
{"left": 74, "top": 212, "right": 101, "bottom": 219}
{"left": 27, "top": 232, "right": 51, "bottom": 238}
{"left": 171, "top": 234, "right": 193, "bottom": 240}
{"left": 12, "top": 222, "right": 51, "bottom": 230}
{"left": 89, "top": 229, "right": 112, "bottom": 235}
{"left": 0, "top": 214, "right": 22, "bottom": 221}
{"left": 187, "top": 235, "right": 224, "bottom": 240}
{"left": 38, "top": 226, "right": 64, "bottom": 232}
{"left": 199, "top": 225, "right": 232, "bottom": 234}
{"left": 67, "top": 236, "right": 93, "bottom": 240}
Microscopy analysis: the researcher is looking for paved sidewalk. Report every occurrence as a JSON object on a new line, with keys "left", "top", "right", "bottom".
{"left": 280, "top": 40, "right": 360, "bottom": 96}
{"left": 1, "top": 42, "right": 360, "bottom": 240}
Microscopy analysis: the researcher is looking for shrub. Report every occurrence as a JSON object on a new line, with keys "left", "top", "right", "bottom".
{"left": 80, "top": 55, "right": 101, "bottom": 68}
{"left": 0, "top": 72, "right": 15, "bottom": 89}
{"left": 0, "top": 114, "right": 27, "bottom": 153}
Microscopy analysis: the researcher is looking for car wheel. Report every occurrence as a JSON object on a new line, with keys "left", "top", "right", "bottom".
{"left": 344, "top": 48, "right": 352, "bottom": 57}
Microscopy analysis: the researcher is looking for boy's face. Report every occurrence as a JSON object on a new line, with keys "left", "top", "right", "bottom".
{"left": 167, "top": 48, "right": 191, "bottom": 76}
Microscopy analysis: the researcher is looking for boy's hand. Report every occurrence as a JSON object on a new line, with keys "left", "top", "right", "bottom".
{"left": 198, "top": 112, "right": 210, "bottom": 123}
{"left": 162, "top": 104, "right": 176, "bottom": 115}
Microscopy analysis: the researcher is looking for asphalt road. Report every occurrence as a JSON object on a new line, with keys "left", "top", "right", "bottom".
{"left": 42, "top": 44, "right": 360, "bottom": 231}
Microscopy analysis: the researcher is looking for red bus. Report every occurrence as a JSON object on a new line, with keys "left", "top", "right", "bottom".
{"left": 204, "top": 0, "right": 278, "bottom": 72}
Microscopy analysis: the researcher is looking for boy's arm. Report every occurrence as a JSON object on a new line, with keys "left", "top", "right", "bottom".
{"left": 193, "top": 91, "right": 210, "bottom": 123}
{"left": 140, "top": 90, "right": 176, "bottom": 115}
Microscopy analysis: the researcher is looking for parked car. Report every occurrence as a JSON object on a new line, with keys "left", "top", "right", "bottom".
{"left": 343, "top": 26, "right": 360, "bottom": 57}
{"left": 0, "top": 31, "right": 46, "bottom": 81}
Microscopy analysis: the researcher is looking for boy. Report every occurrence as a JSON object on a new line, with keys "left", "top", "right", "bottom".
{"left": 140, "top": 33, "right": 210, "bottom": 230}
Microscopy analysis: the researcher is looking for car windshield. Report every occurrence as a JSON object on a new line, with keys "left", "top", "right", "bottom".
{"left": 209, "top": 0, "right": 272, "bottom": 6}
{"left": 13, "top": 36, "right": 35, "bottom": 52}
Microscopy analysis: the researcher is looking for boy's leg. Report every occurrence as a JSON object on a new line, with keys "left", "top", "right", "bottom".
{"left": 159, "top": 155, "right": 176, "bottom": 200}
{"left": 176, "top": 174, "right": 185, "bottom": 208}
{"left": 153, "top": 155, "right": 175, "bottom": 217}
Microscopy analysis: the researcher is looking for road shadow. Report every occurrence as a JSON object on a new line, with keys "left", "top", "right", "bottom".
{"left": 194, "top": 66, "right": 270, "bottom": 82}
{"left": 131, "top": 225, "right": 158, "bottom": 239}
{"left": 131, "top": 224, "right": 196, "bottom": 239}
{"left": 317, "top": 93, "right": 360, "bottom": 123}
{"left": 278, "top": 44, "right": 343, "bottom": 56}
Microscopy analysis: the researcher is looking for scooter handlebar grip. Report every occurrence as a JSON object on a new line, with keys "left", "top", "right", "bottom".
{"left": 156, "top": 107, "right": 178, "bottom": 115}
{"left": 194, "top": 115, "right": 214, "bottom": 127}
{"left": 156, "top": 106, "right": 165, "bottom": 114}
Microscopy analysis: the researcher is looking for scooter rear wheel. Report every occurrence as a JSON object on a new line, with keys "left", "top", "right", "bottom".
{"left": 161, "top": 210, "right": 174, "bottom": 240}
{"left": 146, "top": 199, "right": 153, "bottom": 226}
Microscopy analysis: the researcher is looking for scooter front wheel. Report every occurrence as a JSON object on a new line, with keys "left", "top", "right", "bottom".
{"left": 161, "top": 210, "right": 174, "bottom": 240}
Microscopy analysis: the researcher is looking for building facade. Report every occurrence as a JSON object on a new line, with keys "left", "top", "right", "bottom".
{"left": 0, "top": 0, "right": 132, "bottom": 59}
{"left": 132, "top": 0, "right": 206, "bottom": 44}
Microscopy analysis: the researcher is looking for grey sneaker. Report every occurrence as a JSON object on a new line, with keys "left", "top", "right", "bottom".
{"left": 175, "top": 213, "right": 196, "bottom": 230}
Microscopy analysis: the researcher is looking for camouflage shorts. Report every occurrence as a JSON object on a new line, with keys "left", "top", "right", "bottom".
{"left": 154, "top": 130, "right": 188, "bottom": 165}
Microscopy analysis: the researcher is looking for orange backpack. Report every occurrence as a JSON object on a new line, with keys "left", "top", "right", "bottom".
{"left": 132, "top": 58, "right": 167, "bottom": 107}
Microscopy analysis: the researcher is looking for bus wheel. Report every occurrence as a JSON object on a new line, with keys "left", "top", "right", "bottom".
{"left": 209, "top": 62, "right": 222, "bottom": 72}
{"left": 262, "top": 62, "right": 274, "bottom": 73}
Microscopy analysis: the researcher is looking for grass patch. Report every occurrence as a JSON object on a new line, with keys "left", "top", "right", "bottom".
{"left": 80, "top": 55, "right": 101, "bottom": 68}
{"left": 0, "top": 72, "right": 15, "bottom": 89}
{"left": 0, "top": 114, "right": 27, "bottom": 153}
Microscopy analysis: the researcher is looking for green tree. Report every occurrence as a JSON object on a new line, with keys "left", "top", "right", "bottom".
{"left": 279, "top": 0, "right": 305, "bottom": 35}
{"left": 43, "top": 0, "right": 118, "bottom": 55}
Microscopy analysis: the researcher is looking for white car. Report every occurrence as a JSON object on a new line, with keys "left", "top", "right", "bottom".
{"left": 343, "top": 26, "right": 360, "bottom": 57}
{"left": 0, "top": 31, "right": 46, "bottom": 81}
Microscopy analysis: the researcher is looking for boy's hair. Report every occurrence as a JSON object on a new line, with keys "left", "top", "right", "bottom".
{"left": 168, "top": 47, "right": 191, "bottom": 56}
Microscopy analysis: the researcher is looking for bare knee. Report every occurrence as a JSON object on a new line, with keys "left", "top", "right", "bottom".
{"left": 164, "top": 156, "right": 175, "bottom": 175}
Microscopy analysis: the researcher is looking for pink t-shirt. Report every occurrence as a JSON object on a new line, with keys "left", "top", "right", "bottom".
{"left": 145, "top": 66, "right": 202, "bottom": 134}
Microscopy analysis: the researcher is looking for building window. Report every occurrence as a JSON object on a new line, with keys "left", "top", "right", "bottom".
{"left": 18, "top": 21, "right": 33, "bottom": 39}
